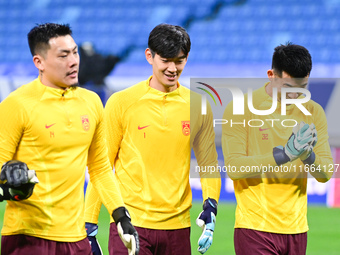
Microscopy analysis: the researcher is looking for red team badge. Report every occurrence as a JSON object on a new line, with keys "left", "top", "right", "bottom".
{"left": 182, "top": 121, "right": 190, "bottom": 136}
{"left": 81, "top": 115, "right": 90, "bottom": 131}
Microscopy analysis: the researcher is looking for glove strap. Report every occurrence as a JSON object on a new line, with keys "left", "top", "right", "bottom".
{"left": 112, "top": 207, "right": 131, "bottom": 224}
{"left": 273, "top": 146, "right": 290, "bottom": 166}
{"left": 302, "top": 151, "right": 316, "bottom": 165}
{"left": 85, "top": 222, "right": 98, "bottom": 237}
{"left": 203, "top": 198, "right": 218, "bottom": 216}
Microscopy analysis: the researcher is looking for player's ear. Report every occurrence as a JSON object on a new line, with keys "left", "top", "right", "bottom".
{"left": 145, "top": 48, "right": 153, "bottom": 65}
{"left": 267, "top": 69, "right": 274, "bottom": 81}
{"left": 33, "top": 55, "right": 45, "bottom": 72}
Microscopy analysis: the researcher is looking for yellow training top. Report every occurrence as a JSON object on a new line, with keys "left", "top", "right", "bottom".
{"left": 85, "top": 76, "right": 221, "bottom": 229}
{"left": 0, "top": 78, "right": 124, "bottom": 241}
{"left": 222, "top": 83, "right": 333, "bottom": 234}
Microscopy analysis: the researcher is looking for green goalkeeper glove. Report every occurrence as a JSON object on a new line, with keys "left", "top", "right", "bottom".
{"left": 196, "top": 198, "right": 217, "bottom": 254}
{"left": 273, "top": 121, "right": 314, "bottom": 165}
{"left": 300, "top": 123, "right": 318, "bottom": 164}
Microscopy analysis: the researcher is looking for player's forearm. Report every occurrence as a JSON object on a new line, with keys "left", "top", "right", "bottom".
{"left": 307, "top": 153, "right": 334, "bottom": 182}
{"left": 306, "top": 114, "right": 334, "bottom": 182}
{"left": 89, "top": 167, "right": 124, "bottom": 215}
{"left": 303, "top": 132, "right": 333, "bottom": 182}
{"left": 84, "top": 181, "right": 103, "bottom": 224}
{"left": 88, "top": 119, "right": 124, "bottom": 214}
{"left": 224, "top": 152, "right": 277, "bottom": 180}
{"left": 200, "top": 177, "right": 221, "bottom": 202}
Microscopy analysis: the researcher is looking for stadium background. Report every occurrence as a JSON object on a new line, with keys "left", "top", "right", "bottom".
{"left": 1, "top": 0, "right": 340, "bottom": 254}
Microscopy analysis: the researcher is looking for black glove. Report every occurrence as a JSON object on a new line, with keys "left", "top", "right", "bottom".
{"left": 85, "top": 222, "right": 103, "bottom": 255}
{"left": 1, "top": 160, "right": 29, "bottom": 187}
{"left": 0, "top": 183, "right": 35, "bottom": 202}
{"left": 112, "top": 207, "right": 140, "bottom": 255}
{"left": 0, "top": 160, "right": 38, "bottom": 202}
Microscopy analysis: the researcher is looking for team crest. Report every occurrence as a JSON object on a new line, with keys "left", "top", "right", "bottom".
{"left": 81, "top": 115, "right": 90, "bottom": 131}
{"left": 181, "top": 121, "right": 190, "bottom": 136}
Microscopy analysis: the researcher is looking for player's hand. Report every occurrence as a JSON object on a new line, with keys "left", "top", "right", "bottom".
{"left": 300, "top": 123, "right": 318, "bottom": 163}
{"left": 0, "top": 170, "right": 38, "bottom": 202}
{"left": 112, "top": 207, "right": 139, "bottom": 255}
{"left": 196, "top": 198, "right": 217, "bottom": 254}
{"left": 285, "top": 121, "right": 314, "bottom": 161}
{"left": 1, "top": 160, "right": 38, "bottom": 186}
{"left": 273, "top": 121, "right": 314, "bottom": 165}
{"left": 0, "top": 161, "right": 38, "bottom": 202}
{"left": 7, "top": 183, "right": 35, "bottom": 201}
{"left": 85, "top": 222, "right": 103, "bottom": 255}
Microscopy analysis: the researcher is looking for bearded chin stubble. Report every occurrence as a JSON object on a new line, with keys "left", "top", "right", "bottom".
{"left": 70, "top": 83, "right": 79, "bottom": 88}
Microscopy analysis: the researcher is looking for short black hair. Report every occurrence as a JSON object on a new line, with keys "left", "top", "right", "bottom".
{"left": 27, "top": 23, "right": 72, "bottom": 56}
{"left": 272, "top": 42, "right": 312, "bottom": 78}
{"left": 148, "top": 23, "right": 191, "bottom": 58}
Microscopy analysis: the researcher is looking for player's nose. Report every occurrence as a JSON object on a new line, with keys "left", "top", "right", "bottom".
{"left": 167, "top": 62, "right": 177, "bottom": 72}
{"left": 287, "top": 92, "right": 300, "bottom": 99}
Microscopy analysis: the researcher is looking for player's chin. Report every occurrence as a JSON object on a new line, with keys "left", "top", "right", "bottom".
{"left": 165, "top": 77, "right": 178, "bottom": 85}
{"left": 164, "top": 82, "right": 177, "bottom": 88}
{"left": 70, "top": 82, "right": 79, "bottom": 88}
{"left": 65, "top": 77, "right": 79, "bottom": 87}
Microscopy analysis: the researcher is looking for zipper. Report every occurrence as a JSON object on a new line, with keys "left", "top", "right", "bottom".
{"left": 61, "top": 92, "right": 72, "bottom": 126}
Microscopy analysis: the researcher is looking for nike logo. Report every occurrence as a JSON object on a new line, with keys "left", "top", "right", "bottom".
{"left": 45, "top": 123, "right": 56, "bottom": 129}
{"left": 138, "top": 125, "right": 150, "bottom": 130}
{"left": 259, "top": 127, "right": 270, "bottom": 131}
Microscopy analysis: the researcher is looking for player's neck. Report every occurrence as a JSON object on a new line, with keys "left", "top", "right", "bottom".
{"left": 265, "top": 82, "right": 274, "bottom": 98}
{"left": 149, "top": 78, "right": 178, "bottom": 93}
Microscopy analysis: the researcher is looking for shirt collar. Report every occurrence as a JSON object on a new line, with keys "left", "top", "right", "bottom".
{"left": 145, "top": 75, "right": 182, "bottom": 97}
{"left": 34, "top": 77, "right": 77, "bottom": 100}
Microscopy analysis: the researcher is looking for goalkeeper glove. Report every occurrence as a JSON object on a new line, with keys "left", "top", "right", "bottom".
{"left": 0, "top": 180, "right": 37, "bottom": 202}
{"left": 1, "top": 160, "right": 38, "bottom": 187}
{"left": 112, "top": 207, "right": 139, "bottom": 255}
{"left": 0, "top": 161, "right": 38, "bottom": 202}
{"left": 85, "top": 223, "right": 103, "bottom": 255}
{"left": 196, "top": 198, "right": 217, "bottom": 254}
{"left": 273, "top": 121, "right": 314, "bottom": 165}
{"left": 300, "top": 123, "right": 318, "bottom": 164}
